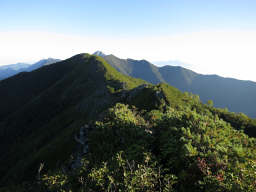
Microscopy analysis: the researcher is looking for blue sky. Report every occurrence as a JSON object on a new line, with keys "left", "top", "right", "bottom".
{"left": 2, "top": 0, "right": 256, "bottom": 36}
{"left": 1, "top": 0, "right": 256, "bottom": 81}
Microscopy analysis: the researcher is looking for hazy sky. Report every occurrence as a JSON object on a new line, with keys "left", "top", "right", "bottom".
{"left": 1, "top": 0, "right": 256, "bottom": 81}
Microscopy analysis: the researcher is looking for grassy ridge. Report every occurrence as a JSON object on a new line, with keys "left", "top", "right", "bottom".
{"left": 0, "top": 53, "right": 255, "bottom": 191}
{"left": 0, "top": 54, "right": 146, "bottom": 185}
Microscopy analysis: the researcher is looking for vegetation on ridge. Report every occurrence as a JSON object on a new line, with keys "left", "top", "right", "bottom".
{"left": 40, "top": 102, "right": 256, "bottom": 191}
{"left": 0, "top": 54, "right": 145, "bottom": 185}
{"left": 0, "top": 53, "right": 255, "bottom": 191}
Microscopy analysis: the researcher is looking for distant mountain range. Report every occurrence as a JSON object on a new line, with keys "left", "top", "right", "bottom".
{"left": 94, "top": 52, "right": 256, "bottom": 118}
{"left": 0, "top": 58, "right": 60, "bottom": 80}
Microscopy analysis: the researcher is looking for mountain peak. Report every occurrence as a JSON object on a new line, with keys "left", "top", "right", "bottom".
{"left": 93, "top": 51, "right": 106, "bottom": 57}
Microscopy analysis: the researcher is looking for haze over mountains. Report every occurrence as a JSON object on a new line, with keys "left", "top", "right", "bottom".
{"left": 93, "top": 52, "right": 256, "bottom": 118}
{"left": 0, "top": 58, "right": 60, "bottom": 80}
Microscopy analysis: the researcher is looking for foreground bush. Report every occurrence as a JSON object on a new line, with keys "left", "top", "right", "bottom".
{"left": 41, "top": 103, "right": 256, "bottom": 192}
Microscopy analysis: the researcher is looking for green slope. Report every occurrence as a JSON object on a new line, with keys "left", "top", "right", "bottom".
{"left": 0, "top": 53, "right": 255, "bottom": 191}
{"left": 39, "top": 103, "right": 256, "bottom": 192}
{"left": 0, "top": 53, "right": 146, "bottom": 184}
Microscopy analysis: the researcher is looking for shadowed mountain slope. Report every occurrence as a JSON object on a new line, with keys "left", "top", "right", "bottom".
{"left": 0, "top": 54, "right": 146, "bottom": 184}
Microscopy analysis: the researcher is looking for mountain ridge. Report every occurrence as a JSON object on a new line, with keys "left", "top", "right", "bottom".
{"left": 0, "top": 53, "right": 255, "bottom": 191}
{"left": 98, "top": 53, "right": 256, "bottom": 118}
{"left": 0, "top": 53, "right": 148, "bottom": 184}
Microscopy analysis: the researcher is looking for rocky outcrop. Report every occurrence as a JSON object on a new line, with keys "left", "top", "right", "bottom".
{"left": 117, "top": 84, "right": 169, "bottom": 110}
{"left": 71, "top": 124, "right": 90, "bottom": 169}
{"left": 118, "top": 84, "right": 148, "bottom": 100}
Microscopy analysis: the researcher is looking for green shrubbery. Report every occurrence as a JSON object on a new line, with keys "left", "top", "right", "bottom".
{"left": 40, "top": 103, "right": 256, "bottom": 192}
{"left": 1, "top": 54, "right": 255, "bottom": 191}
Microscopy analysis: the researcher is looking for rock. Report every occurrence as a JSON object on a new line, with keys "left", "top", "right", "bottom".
{"left": 72, "top": 124, "right": 90, "bottom": 169}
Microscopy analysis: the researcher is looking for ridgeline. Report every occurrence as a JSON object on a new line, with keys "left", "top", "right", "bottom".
{"left": 0, "top": 54, "right": 255, "bottom": 191}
